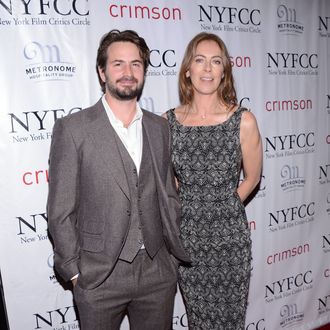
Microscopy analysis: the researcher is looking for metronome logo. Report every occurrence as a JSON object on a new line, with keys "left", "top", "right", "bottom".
{"left": 23, "top": 41, "right": 77, "bottom": 82}
{"left": 280, "top": 165, "right": 306, "bottom": 192}
{"left": 277, "top": 5, "right": 304, "bottom": 36}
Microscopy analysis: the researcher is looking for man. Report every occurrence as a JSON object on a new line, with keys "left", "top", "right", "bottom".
{"left": 47, "top": 30, "right": 189, "bottom": 330}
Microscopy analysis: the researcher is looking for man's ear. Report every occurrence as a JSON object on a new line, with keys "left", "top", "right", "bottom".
{"left": 98, "top": 66, "right": 106, "bottom": 82}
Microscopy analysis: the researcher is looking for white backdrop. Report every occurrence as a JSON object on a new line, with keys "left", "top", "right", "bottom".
{"left": 0, "top": 1, "right": 329, "bottom": 329}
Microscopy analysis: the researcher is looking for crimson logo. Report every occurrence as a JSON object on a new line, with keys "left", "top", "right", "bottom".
{"left": 198, "top": 5, "right": 261, "bottom": 25}
{"left": 22, "top": 169, "right": 49, "bottom": 185}
{"left": 267, "top": 53, "right": 318, "bottom": 69}
{"left": 249, "top": 220, "right": 256, "bottom": 231}
{"left": 108, "top": 3, "right": 182, "bottom": 20}
{"left": 265, "top": 99, "right": 312, "bottom": 112}
{"left": 266, "top": 243, "right": 310, "bottom": 265}
{"left": 265, "top": 270, "right": 313, "bottom": 298}
{"left": 0, "top": 0, "right": 89, "bottom": 16}
{"left": 230, "top": 55, "right": 251, "bottom": 68}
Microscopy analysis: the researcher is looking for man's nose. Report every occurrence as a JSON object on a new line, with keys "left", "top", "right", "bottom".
{"left": 123, "top": 63, "right": 133, "bottom": 76}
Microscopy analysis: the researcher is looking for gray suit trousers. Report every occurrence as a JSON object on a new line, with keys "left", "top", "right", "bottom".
{"left": 73, "top": 245, "right": 178, "bottom": 330}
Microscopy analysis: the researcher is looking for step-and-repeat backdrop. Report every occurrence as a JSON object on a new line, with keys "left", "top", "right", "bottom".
{"left": 0, "top": 1, "right": 329, "bottom": 329}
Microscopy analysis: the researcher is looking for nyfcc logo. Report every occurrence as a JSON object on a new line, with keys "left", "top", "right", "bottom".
{"left": 266, "top": 52, "right": 318, "bottom": 76}
{"left": 34, "top": 306, "right": 78, "bottom": 329}
{"left": 323, "top": 234, "right": 330, "bottom": 253}
{"left": 0, "top": 0, "right": 90, "bottom": 26}
{"left": 15, "top": 212, "right": 48, "bottom": 245}
{"left": 319, "top": 16, "right": 330, "bottom": 38}
{"left": 198, "top": 4, "right": 261, "bottom": 33}
{"left": 319, "top": 164, "right": 330, "bottom": 185}
{"left": 268, "top": 201, "right": 315, "bottom": 233}
{"left": 147, "top": 49, "right": 177, "bottom": 77}
{"left": 265, "top": 132, "right": 315, "bottom": 159}
{"left": 318, "top": 294, "right": 330, "bottom": 315}
{"left": 265, "top": 270, "right": 313, "bottom": 303}
{"left": 8, "top": 106, "right": 82, "bottom": 144}
{"left": 24, "top": 41, "right": 77, "bottom": 82}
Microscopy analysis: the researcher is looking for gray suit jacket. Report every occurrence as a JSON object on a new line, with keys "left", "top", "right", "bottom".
{"left": 47, "top": 99, "right": 189, "bottom": 289}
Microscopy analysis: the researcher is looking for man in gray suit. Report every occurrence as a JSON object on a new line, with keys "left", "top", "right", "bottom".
{"left": 47, "top": 29, "right": 189, "bottom": 330}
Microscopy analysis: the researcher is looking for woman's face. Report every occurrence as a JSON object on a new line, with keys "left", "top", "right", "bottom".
{"left": 186, "top": 40, "right": 224, "bottom": 97}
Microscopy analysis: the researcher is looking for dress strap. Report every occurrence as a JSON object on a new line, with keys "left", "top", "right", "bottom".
{"left": 166, "top": 108, "right": 176, "bottom": 127}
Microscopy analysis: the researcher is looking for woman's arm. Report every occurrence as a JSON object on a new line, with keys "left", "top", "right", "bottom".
{"left": 237, "top": 110, "right": 263, "bottom": 202}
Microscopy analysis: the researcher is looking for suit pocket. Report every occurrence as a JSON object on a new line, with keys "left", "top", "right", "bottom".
{"left": 81, "top": 233, "right": 104, "bottom": 252}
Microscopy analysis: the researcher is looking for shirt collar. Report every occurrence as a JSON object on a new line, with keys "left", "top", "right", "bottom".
{"left": 101, "top": 95, "right": 143, "bottom": 127}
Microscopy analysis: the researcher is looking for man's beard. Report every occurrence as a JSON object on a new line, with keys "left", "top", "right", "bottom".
{"left": 106, "top": 76, "right": 144, "bottom": 101}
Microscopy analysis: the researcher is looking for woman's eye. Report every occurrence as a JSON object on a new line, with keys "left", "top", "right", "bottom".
{"left": 212, "top": 59, "right": 222, "bottom": 65}
{"left": 195, "top": 58, "right": 204, "bottom": 63}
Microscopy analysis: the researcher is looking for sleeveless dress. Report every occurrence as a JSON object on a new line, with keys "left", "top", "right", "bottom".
{"left": 167, "top": 108, "right": 252, "bottom": 330}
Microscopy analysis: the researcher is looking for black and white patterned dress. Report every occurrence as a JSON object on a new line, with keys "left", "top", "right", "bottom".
{"left": 167, "top": 108, "right": 252, "bottom": 330}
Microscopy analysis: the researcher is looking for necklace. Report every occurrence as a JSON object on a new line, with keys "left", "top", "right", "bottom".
{"left": 193, "top": 104, "right": 230, "bottom": 120}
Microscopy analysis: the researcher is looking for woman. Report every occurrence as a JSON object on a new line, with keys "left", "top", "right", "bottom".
{"left": 164, "top": 33, "right": 262, "bottom": 329}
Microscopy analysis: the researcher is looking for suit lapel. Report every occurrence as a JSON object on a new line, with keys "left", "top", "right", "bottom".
{"left": 86, "top": 100, "right": 130, "bottom": 200}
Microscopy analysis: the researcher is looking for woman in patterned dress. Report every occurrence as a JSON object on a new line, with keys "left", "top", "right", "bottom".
{"left": 164, "top": 33, "right": 262, "bottom": 329}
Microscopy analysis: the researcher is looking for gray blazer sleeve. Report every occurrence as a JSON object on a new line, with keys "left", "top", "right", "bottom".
{"left": 47, "top": 118, "right": 80, "bottom": 281}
